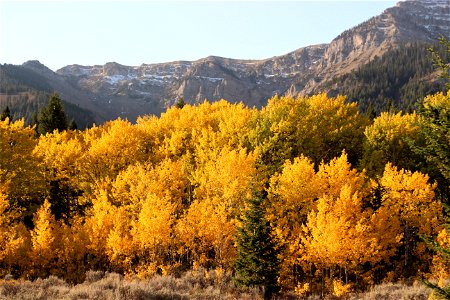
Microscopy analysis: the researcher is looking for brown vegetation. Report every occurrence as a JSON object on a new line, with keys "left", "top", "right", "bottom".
{"left": 0, "top": 271, "right": 433, "bottom": 300}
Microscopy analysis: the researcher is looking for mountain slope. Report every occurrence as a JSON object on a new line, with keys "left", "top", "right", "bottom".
{"left": 0, "top": 63, "right": 96, "bottom": 127}
{"left": 293, "top": 0, "right": 450, "bottom": 95}
{"left": 315, "top": 41, "right": 448, "bottom": 114}
{"left": 1, "top": 0, "right": 449, "bottom": 122}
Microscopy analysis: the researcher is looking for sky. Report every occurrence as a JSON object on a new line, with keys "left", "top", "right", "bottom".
{"left": 0, "top": 0, "right": 398, "bottom": 71}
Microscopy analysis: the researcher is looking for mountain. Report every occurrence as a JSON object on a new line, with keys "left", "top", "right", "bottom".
{"left": 55, "top": 45, "right": 327, "bottom": 121}
{"left": 0, "top": 63, "right": 97, "bottom": 127}
{"left": 1, "top": 0, "right": 449, "bottom": 122}
{"left": 317, "top": 41, "right": 447, "bottom": 114}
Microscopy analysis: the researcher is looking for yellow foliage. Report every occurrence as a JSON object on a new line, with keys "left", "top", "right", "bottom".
{"left": 0, "top": 118, "right": 45, "bottom": 203}
{"left": 316, "top": 151, "right": 367, "bottom": 199}
{"left": 192, "top": 144, "right": 257, "bottom": 208}
{"left": 0, "top": 95, "right": 446, "bottom": 291}
{"left": 34, "top": 130, "right": 83, "bottom": 184}
{"left": 333, "top": 279, "right": 352, "bottom": 297}
{"left": 269, "top": 155, "right": 317, "bottom": 224}
{"left": 267, "top": 155, "right": 318, "bottom": 283}
{"left": 270, "top": 152, "right": 374, "bottom": 286}
{"left": 303, "top": 186, "right": 371, "bottom": 268}
{"left": 111, "top": 159, "right": 188, "bottom": 213}
{"left": 177, "top": 145, "right": 257, "bottom": 268}
{"left": 436, "top": 229, "right": 450, "bottom": 252}
{"left": 137, "top": 100, "right": 255, "bottom": 162}
{"left": 84, "top": 158, "right": 189, "bottom": 275}
{"left": 106, "top": 206, "right": 134, "bottom": 271}
{"left": 84, "top": 189, "right": 116, "bottom": 256}
{"left": 430, "top": 228, "right": 450, "bottom": 285}
{"left": 422, "top": 91, "right": 450, "bottom": 111}
{"left": 299, "top": 154, "right": 403, "bottom": 283}
{"left": 363, "top": 112, "right": 422, "bottom": 176}
{"left": 251, "top": 93, "right": 368, "bottom": 175}
{"left": 380, "top": 163, "right": 441, "bottom": 236}
{"left": 133, "top": 193, "right": 176, "bottom": 268}
{"left": 0, "top": 188, "right": 30, "bottom": 276}
{"left": 177, "top": 196, "right": 237, "bottom": 268}
{"left": 81, "top": 118, "right": 149, "bottom": 184}
{"left": 58, "top": 216, "right": 90, "bottom": 282}
{"left": 29, "top": 200, "right": 62, "bottom": 278}
{"left": 294, "top": 282, "right": 310, "bottom": 296}
{"left": 31, "top": 200, "right": 58, "bottom": 255}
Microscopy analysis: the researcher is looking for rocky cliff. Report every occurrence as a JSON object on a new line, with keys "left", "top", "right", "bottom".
{"left": 4, "top": 0, "right": 449, "bottom": 122}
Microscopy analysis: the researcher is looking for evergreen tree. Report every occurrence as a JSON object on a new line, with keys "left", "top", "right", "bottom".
{"left": 429, "top": 36, "right": 450, "bottom": 92}
{"left": 406, "top": 39, "right": 450, "bottom": 203}
{"left": 235, "top": 190, "right": 281, "bottom": 300}
{"left": 31, "top": 111, "right": 39, "bottom": 136}
{"left": 38, "top": 93, "right": 68, "bottom": 134}
{"left": 365, "top": 102, "right": 376, "bottom": 120}
{"left": 328, "top": 42, "right": 446, "bottom": 114}
{"left": 48, "top": 179, "right": 82, "bottom": 223}
{"left": 0, "top": 106, "right": 11, "bottom": 122}
{"left": 175, "top": 97, "right": 186, "bottom": 109}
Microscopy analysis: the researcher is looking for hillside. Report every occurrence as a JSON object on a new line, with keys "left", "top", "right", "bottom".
{"left": 314, "top": 41, "right": 448, "bottom": 114}
{"left": 0, "top": 64, "right": 97, "bottom": 128}
{"left": 1, "top": 0, "right": 449, "bottom": 122}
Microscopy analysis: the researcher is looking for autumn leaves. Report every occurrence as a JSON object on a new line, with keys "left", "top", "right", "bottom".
{"left": 0, "top": 92, "right": 448, "bottom": 294}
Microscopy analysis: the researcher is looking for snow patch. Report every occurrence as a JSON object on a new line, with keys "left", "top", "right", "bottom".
{"left": 143, "top": 74, "right": 174, "bottom": 80}
{"left": 104, "top": 73, "right": 138, "bottom": 85}
{"left": 77, "top": 67, "right": 94, "bottom": 75}
{"left": 105, "top": 75, "right": 126, "bottom": 84}
{"left": 195, "top": 76, "right": 224, "bottom": 83}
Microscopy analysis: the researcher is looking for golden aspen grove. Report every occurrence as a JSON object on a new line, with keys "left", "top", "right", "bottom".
{"left": 0, "top": 92, "right": 449, "bottom": 298}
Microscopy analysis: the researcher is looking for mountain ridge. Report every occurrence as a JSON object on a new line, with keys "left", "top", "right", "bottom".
{"left": 1, "top": 0, "right": 449, "bottom": 122}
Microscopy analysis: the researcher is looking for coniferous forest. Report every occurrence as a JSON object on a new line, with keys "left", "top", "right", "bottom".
{"left": 321, "top": 41, "right": 449, "bottom": 115}
{"left": 0, "top": 64, "right": 96, "bottom": 129}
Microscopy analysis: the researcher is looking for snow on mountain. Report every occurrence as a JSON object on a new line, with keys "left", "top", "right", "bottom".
{"left": 13, "top": 0, "right": 449, "bottom": 122}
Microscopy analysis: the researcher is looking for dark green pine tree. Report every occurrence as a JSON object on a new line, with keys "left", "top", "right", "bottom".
{"left": 364, "top": 102, "right": 377, "bottom": 120}
{"left": 418, "top": 37, "right": 450, "bottom": 299}
{"left": 38, "top": 93, "right": 68, "bottom": 134}
{"left": 235, "top": 190, "right": 281, "bottom": 300}
{"left": 175, "top": 97, "right": 186, "bottom": 109}
{"left": 411, "top": 95, "right": 450, "bottom": 203}
{"left": 409, "top": 37, "right": 450, "bottom": 203}
{"left": 429, "top": 36, "right": 450, "bottom": 92}
{"left": 0, "top": 106, "right": 11, "bottom": 122}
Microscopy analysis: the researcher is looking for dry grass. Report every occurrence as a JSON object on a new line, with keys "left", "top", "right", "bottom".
{"left": 0, "top": 271, "right": 433, "bottom": 300}
{"left": 349, "top": 281, "right": 431, "bottom": 300}
{"left": 0, "top": 269, "right": 262, "bottom": 300}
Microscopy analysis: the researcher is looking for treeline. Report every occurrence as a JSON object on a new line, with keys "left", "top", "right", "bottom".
{"left": 0, "top": 64, "right": 95, "bottom": 129}
{"left": 0, "top": 64, "right": 53, "bottom": 94}
{"left": 0, "top": 93, "right": 95, "bottom": 131}
{"left": 323, "top": 42, "right": 448, "bottom": 115}
{"left": 0, "top": 91, "right": 449, "bottom": 297}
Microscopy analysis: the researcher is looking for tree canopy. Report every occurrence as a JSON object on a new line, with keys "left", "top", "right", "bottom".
{"left": 0, "top": 92, "right": 447, "bottom": 297}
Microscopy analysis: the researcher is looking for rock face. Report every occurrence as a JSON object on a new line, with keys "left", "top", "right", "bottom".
{"left": 54, "top": 45, "right": 327, "bottom": 121}
{"left": 18, "top": 0, "right": 450, "bottom": 121}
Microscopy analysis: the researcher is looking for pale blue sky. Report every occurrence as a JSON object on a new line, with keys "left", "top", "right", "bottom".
{"left": 1, "top": 1, "right": 397, "bottom": 71}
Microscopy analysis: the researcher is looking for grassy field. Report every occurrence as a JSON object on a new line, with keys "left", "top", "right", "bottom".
{"left": 0, "top": 270, "right": 432, "bottom": 300}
